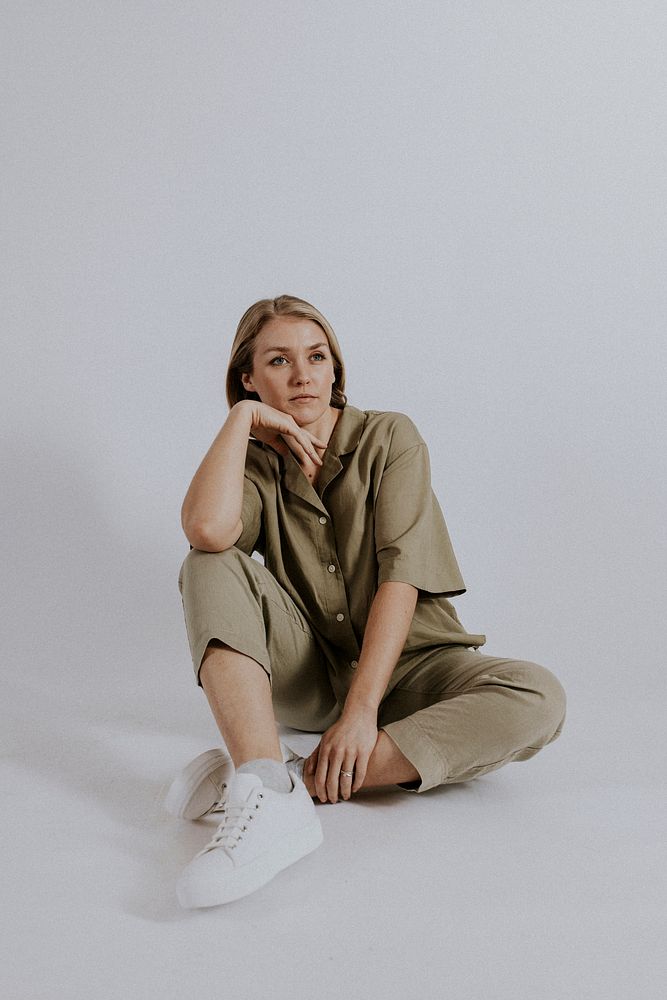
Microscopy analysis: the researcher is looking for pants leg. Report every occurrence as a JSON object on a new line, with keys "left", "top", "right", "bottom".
{"left": 178, "top": 546, "right": 340, "bottom": 732}
{"left": 377, "top": 645, "right": 566, "bottom": 793}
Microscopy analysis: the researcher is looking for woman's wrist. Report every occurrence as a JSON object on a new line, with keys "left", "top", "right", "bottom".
{"left": 341, "top": 694, "right": 379, "bottom": 719}
{"left": 229, "top": 398, "right": 255, "bottom": 426}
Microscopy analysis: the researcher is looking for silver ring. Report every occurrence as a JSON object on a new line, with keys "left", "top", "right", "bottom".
{"left": 340, "top": 769, "right": 354, "bottom": 777}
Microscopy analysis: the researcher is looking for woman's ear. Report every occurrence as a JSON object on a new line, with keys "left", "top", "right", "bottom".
{"left": 241, "top": 372, "right": 255, "bottom": 393}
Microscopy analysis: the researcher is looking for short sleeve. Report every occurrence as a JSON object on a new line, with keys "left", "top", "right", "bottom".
{"left": 234, "top": 474, "right": 264, "bottom": 555}
{"left": 374, "top": 442, "right": 466, "bottom": 596}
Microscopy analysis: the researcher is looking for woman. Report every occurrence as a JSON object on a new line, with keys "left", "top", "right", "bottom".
{"left": 169, "top": 294, "right": 566, "bottom": 909}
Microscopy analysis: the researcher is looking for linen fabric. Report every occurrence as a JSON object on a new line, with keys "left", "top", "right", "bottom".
{"left": 190, "top": 404, "right": 487, "bottom": 687}
{"left": 178, "top": 546, "right": 566, "bottom": 792}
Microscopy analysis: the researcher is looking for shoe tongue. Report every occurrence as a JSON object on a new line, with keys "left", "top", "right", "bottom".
{"left": 230, "top": 772, "right": 264, "bottom": 800}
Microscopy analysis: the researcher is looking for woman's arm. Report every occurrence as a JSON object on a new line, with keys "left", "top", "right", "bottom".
{"left": 182, "top": 399, "right": 327, "bottom": 551}
{"left": 344, "top": 580, "right": 419, "bottom": 713}
{"left": 181, "top": 400, "right": 255, "bottom": 551}
{"left": 307, "top": 580, "right": 418, "bottom": 802}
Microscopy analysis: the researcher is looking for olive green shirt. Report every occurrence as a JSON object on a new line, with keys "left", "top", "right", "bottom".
{"left": 231, "top": 403, "right": 486, "bottom": 673}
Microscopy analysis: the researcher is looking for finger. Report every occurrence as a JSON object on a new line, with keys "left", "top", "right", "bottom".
{"left": 310, "top": 439, "right": 327, "bottom": 451}
{"left": 326, "top": 753, "right": 346, "bottom": 803}
{"left": 304, "top": 744, "right": 319, "bottom": 771}
{"left": 284, "top": 426, "right": 320, "bottom": 459}
{"left": 314, "top": 752, "right": 330, "bottom": 803}
{"left": 302, "top": 759, "right": 315, "bottom": 796}
{"left": 300, "top": 438, "right": 323, "bottom": 465}
{"left": 351, "top": 756, "right": 368, "bottom": 794}
{"left": 282, "top": 433, "right": 322, "bottom": 467}
{"left": 295, "top": 426, "right": 327, "bottom": 461}
{"left": 299, "top": 432, "right": 324, "bottom": 464}
{"left": 339, "top": 760, "right": 356, "bottom": 800}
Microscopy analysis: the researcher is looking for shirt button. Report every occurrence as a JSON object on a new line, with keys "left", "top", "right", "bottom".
{"left": 336, "top": 613, "right": 345, "bottom": 622}
{"left": 318, "top": 516, "right": 327, "bottom": 524}
{"left": 327, "top": 564, "right": 336, "bottom": 573}
{"left": 350, "top": 660, "right": 358, "bottom": 669}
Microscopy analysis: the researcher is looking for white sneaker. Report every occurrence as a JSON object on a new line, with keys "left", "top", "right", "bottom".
{"left": 164, "top": 743, "right": 305, "bottom": 820}
{"left": 176, "top": 769, "right": 322, "bottom": 908}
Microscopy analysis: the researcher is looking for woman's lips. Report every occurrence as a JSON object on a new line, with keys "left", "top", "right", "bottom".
{"left": 291, "top": 395, "right": 317, "bottom": 401}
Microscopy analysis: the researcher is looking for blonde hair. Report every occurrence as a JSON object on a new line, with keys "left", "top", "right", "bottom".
{"left": 225, "top": 294, "right": 347, "bottom": 410}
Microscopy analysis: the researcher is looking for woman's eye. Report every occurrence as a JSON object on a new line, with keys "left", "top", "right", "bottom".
{"left": 270, "top": 353, "right": 326, "bottom": 366}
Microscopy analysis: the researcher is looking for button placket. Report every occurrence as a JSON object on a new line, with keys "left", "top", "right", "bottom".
{"left": 310, "top": 508, "right": 356, "bottom": 651}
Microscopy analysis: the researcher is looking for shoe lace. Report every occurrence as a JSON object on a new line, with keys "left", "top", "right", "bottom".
{"left": 201, "top": 791, "right": 264, "bottom": 853}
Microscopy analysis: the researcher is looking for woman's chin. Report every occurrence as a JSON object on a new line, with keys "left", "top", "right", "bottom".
{"left": 287, "top": 397, "right": 323, "bottom": 419}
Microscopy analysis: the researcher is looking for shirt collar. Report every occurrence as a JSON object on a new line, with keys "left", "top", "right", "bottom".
{"left": 258, "top": 403, "right": 365, "bottom": 513}
{"left": 324, "top": 403, "right": 365, "bottom": 457}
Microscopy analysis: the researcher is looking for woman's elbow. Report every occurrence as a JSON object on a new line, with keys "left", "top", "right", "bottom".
{"left": 183, "top": 518, "right": 241, "bottom": 552}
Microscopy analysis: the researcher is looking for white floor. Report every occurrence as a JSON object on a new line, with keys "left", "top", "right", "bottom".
{"left": 3, "top": 627, "right": 665, "bottom": 1000}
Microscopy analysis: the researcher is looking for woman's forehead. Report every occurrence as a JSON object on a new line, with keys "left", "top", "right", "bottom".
{"left": 256, "top": 316, "right": 327, "bottom": 351}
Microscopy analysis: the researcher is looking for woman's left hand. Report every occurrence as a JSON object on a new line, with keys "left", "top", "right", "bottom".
{"left": 304, "top": 706, "right": 378, "bottom": 803}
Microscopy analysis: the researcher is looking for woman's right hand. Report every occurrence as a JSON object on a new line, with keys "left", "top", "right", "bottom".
{"left": 238, "top": 400, "right": 327, "bottom": 467}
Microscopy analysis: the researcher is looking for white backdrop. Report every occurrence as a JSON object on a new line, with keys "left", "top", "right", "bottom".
{"left": 2, "top": 3, "right": 665, "bottom": 999}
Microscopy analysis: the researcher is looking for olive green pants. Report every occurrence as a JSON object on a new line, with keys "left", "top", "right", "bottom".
{"left": 178, "top": 547, "right": 566, "bottom": 793}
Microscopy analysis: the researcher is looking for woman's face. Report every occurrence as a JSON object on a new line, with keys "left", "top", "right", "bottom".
{"left": 241, "top": 316, "right": 337, "bottom": 423}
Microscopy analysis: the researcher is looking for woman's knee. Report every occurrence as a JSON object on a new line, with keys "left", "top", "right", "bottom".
{"left": 516, "top": 661, "right": 567, "bottom": 743}
{"left": 178, "top": 544, "right": 256, "bottom": 594}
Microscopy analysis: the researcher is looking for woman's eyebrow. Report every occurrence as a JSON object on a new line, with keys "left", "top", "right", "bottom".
{"left": 261, "top": 342, "right": 328, "bottom": 354}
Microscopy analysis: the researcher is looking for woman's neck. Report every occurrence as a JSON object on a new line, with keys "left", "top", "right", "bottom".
{"left": 301, "top": 405, "right": 342, "bottom": 448}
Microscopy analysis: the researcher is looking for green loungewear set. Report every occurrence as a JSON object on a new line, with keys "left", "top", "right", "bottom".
{"left": 178, "top": 404, "right": 566, "bottom": 792}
